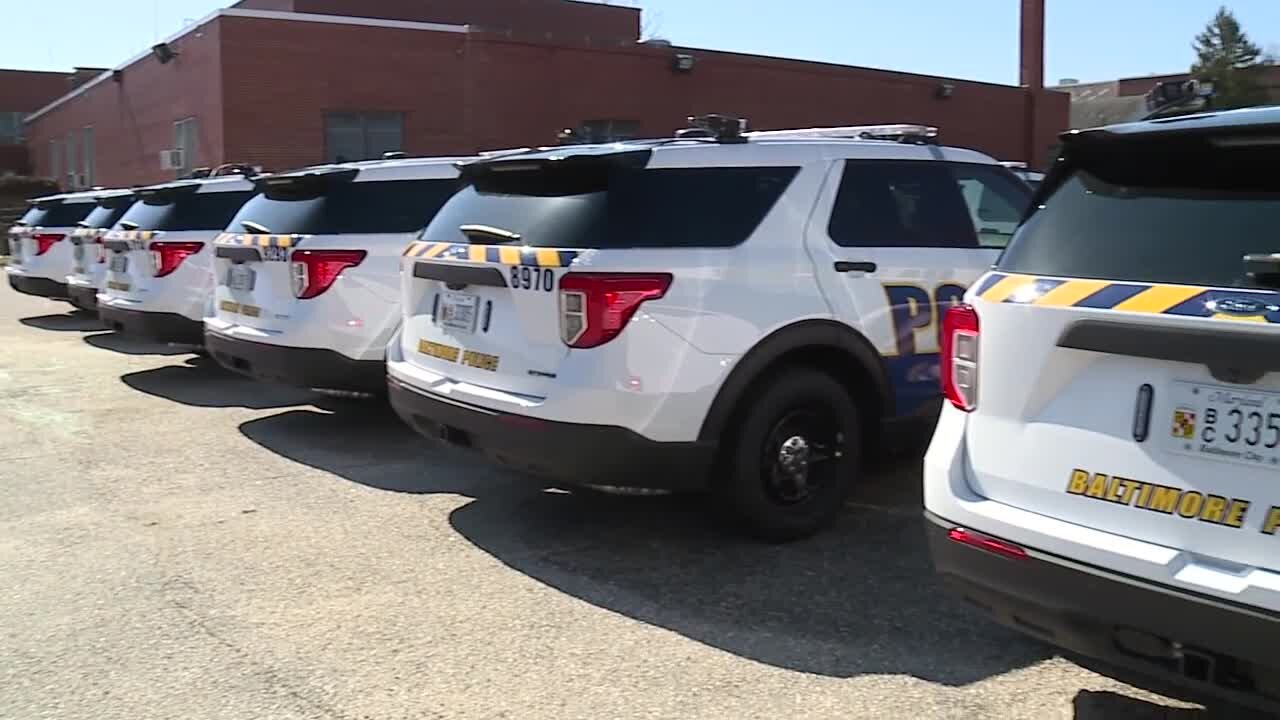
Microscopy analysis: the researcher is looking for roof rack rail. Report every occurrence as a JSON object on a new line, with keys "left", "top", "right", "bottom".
{"left": 746, "top": 124, "right": 939, "bottom": 143}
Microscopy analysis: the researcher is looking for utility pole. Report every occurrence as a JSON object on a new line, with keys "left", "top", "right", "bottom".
{"left": 1020, "top": 0, "right": 1046, "bottom": 167}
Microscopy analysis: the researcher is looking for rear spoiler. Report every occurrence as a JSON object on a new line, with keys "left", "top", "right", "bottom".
{"left": 458, "top": 148, "right": 651, "bottom": 185}
{"left": 252, "top": 167, "right": 358, "bottom": 194}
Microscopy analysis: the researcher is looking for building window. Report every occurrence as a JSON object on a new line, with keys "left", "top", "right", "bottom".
{"left": 49, "top": 139, "right": 63, "bottom": 184}
{"left": 0, "top": 112, "right": 26, "bottom": 144}
{"left": 65, "top": 131, "right": 79, "bottom": 188}
{"left": 324, "top": 112, "right": 403, "bottom": 163}
{"left": 175, "top": 117, "right": 199, "bottom": 174}
{"left": 82, "top": 127, "right": 95, "bottom": 188}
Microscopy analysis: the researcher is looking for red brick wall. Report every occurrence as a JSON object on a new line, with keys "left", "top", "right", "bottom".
{"left": 0, "top": 69, "right": 72, "bottom": 112}
{"left": 24, "top": 17, "right": 226, "bottom": 187}
{"left": 464, "top": 39, "right": 1068, "bottom": 167}
{"left": 218, "top": 16, "right": 469, "bottom": 171}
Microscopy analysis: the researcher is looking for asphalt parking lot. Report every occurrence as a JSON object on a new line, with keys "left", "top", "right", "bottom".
{"left": 0, "top": 283, "right": 1216, "bottom": 719}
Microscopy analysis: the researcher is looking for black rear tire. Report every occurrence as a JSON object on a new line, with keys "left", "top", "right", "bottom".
{"left": 714, "top": 368, "right": 862, "bottom": 542}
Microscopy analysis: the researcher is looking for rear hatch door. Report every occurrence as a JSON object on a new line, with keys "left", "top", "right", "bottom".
{"left": 71, "top": 195, "right": 135, "bottom": 280}
{"left": 212, "top": 166, "right": 459, "bottom": 332}
{"left": 966, "top": 126, "right": 1280, "bottom": 572}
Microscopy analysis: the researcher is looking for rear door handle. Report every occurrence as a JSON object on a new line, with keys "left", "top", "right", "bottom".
{"left": 834, "top": 261, "right": 877, "bottom": 274}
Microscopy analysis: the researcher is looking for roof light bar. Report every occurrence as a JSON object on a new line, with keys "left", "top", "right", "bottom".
{"left": 746, "top": 124, "right": 939, "bottom": 142}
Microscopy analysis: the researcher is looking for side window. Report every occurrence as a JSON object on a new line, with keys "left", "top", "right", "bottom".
{"left": 951, "top": 165, "right": 1032, "bottom": 249}
{"left": 827, "top": 160, "right": 979, "bottom": 249}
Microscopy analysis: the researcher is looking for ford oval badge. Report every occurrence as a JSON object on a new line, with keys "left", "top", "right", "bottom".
{"left": 1208, "top": 297, "right": 1279, "bottom": 316}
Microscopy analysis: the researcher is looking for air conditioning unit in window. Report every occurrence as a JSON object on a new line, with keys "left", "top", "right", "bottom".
{"left": 159, "top": 149, "right": 186, "bottom": 170}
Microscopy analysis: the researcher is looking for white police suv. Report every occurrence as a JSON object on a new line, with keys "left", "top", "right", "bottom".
{"left": 926, "top": 107, "right": 1280, "bottom": 711}
{"left": 204, "top": 156, "right": 466, "bottom": 394}
{"left": 98, "top": 175, "right": 254, "bottom": 345}
{"left": 387, "top": 116, "right": 1031, "bottom": 540}
{"left": 7, "top": 190, "right": 102, "bottom": 301}
{"left": 65, "top": 189, "right": 137, "bottom": 312}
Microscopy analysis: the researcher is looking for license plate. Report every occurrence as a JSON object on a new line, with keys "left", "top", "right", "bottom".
{"left": 73, "top": 244, "right": 85, "bottom": 261}
{"left": 439, "top": 291, "right": 479, "bottom": 333}
{"left": 227, "top": 264, "right": 255, "bottom": 292}
{"left": 1165, "top": 381, "right": 1280, "bottom": 469}
{"left": 109, "top": 254, "right": 128, "bottom": 273}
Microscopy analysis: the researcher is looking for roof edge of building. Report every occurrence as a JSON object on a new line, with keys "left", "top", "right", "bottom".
{"left": 24, "top": 8, "right": 470, "bottom": 125}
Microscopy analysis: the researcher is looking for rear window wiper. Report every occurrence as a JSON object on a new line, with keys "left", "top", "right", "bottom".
{"left": 119, "top": 221, "right": 140, "bottom": 231}
{"left": 460, "top": 224, "right": 522, "bottom": 244}
{"left": 241, "top": 220, "right": 271, "bottom": 235}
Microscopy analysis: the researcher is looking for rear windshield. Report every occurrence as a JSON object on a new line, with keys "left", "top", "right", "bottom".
{"left": 425, "top": 165, "right": 800, "bottom": 248}
{"left": 17, "top": 200, "right": 96, "bottom": 228}
{"left": 82, "top": 200, "right": 135, "bottom": 230}
{"left": 228, "top": 178, "right": 457, "bottom": 235}
{"left": 118, "top": 190, "right": 252, "bottom": 232}
{"left": 998, "top": 137, "right": 1280, "bottom": 288}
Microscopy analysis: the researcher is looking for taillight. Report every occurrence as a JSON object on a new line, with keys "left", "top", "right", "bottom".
{"left": 558, "top": 272, "right": 672, "bottom": 349}
{"left": 291, "top": 249, "right": 366, "bottom": 299}
{"left": 947, "top": 527, "right": 1028, "bottom": 560}
{"left": 941, "top": 304, "right": 979, "bottom": 412}
{"left": 33, "top": 233, "right": 65, "bottom": 256}
{"left": 150, "top": 242, "right": 204, "bottom": 278}
{"left": 94, "top": 237, "right": 107, "bottom": 264}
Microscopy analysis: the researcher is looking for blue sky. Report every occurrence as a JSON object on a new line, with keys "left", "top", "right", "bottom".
{"left": 4, "top": 1, "right": 1278, "bottom": 85}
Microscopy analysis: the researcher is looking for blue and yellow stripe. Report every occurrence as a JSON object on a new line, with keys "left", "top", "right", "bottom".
{"left": 402, "top": 241, "right": 580, "bottom": 269}
{"left": 104, "top": 230, "right": 161, "bottom": 242}
{"left": 977, "top": 272, "right": 1280, "bottom": 324}
{"left": 215, "top": 233, "right": 302, "bottom": 249}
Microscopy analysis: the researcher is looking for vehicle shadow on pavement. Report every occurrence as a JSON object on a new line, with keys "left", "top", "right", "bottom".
{"left": 20, "top": 310, "right": 106, "bottom": 332}
{"left": 84, "top": 332, "right": 193, "bottom": 356}
{"left": 236, "top": 403, "right": 1051, "bottom": 687}
{"left": 120, "top": 355, "right": 320, "bottom": 409}
{"left": 1072, "top": 691, "right": 1213, "bottom": 718}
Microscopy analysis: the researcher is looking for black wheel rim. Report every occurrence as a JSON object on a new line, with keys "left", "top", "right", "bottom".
{"left": 761, "top": 404, "right": 845, "bottom": 505}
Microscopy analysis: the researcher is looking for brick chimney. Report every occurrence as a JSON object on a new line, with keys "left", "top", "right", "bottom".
{"left": 1020, "top": 0, "right": 1046, "bottom": 166}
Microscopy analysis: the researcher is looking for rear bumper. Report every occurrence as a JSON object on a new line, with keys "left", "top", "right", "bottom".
{"left": 927, "top": 512, "right": 1280, "bottom": 712}
{"left": 99, "top": 305, "right": 203, "bottom": 345}
{"left": 7, "top": 273, "right": 69, "bottom": 300}
{"left": 205, "top": 330, "right": 385, "bottom": 393}
{"left": 67, "top": 284, "right": 98, "bottom": 311}
{"left": 388, "top": 375, "right": 714, "bottom": 491}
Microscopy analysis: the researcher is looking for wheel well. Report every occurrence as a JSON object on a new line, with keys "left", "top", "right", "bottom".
{"left": 699, "top": 321, "right": 892, "bottom": 458}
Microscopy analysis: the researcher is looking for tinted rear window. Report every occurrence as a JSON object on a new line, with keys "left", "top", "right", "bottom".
{"left": 119, "top": 190, "right": 252, "bottom": 232}
{"left": 998, "top": 138, "right": 1280, "bottom": 288}
{"left": 82, "top": 200, "right": 135, "bottom": 230}
{"left": 19, "top": 200, "right": 96, "bottom": 228}
{"left": 228, "top": 179, "right": 458, "bottom": 235}
{"left": 426, "top": 165, "right": 799, "bottom": 248}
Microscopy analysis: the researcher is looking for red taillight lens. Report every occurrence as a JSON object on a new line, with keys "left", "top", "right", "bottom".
{"left": 150, "top": 241, "right": 204, "bottom": 278}
{"left": 941, "top": 304, "right": 980, "bottom": 412}
{"left": 291, "top": 249, "right": 366, "bottom": 299}
{"left": 94, "top": 237, "right": 107, "bottom": 264}
{"left": 558, "top": 272, "right": 672, "bottom": 349}
{"left": 947, "top": 527, "right": 1028, "bottom": 560}
{"left": 33, "top": 233, "right": 65, "bottom": 256}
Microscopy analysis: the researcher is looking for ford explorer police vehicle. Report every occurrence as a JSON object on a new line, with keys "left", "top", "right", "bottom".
{"left": 926, "top": 107, "right": 1280, "bottom": 711}
{"left": 7, "top": 190, "right": 102, "bottom": 301}
{"left": 98, "top": 175, "right": 254, "bottom": 345}
{"left": 204, "top": 156, "right": 466, "bottom": 395}
{"left": 388, "top": 115, "right": 1031, "bottom": 540}
{"left": 65, "top": 190, "right": 137, "bottom": 311}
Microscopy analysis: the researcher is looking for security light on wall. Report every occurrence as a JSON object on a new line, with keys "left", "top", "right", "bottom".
{"left": 152, "top": 43, "right": 179, "bottom": 64}
{"left": 672, "top": 53, "right": 696, "bottom": 73}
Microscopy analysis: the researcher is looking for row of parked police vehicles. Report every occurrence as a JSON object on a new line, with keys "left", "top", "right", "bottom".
{"left": 8, "top": 110, "right": 1280, "bottom": 713}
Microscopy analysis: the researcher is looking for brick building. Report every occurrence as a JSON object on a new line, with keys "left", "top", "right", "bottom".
{"left": 23, "top": 0, "right": 1068, "bottom": 189}
{"left": 0, "top": 68, "right": 105, "bottom": 176}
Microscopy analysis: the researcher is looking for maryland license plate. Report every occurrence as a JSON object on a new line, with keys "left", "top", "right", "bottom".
{"left": 227, "top": 264, "right": 255, "bottom": 292}
{"left": 439, "top": 292, "right": 479, "bottom": 333}
{"left": 1165, "top": 381, "right": 1280, "bottom": 469}
{"left": 109, "top": 254, "right": 128, "bottom": 273}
